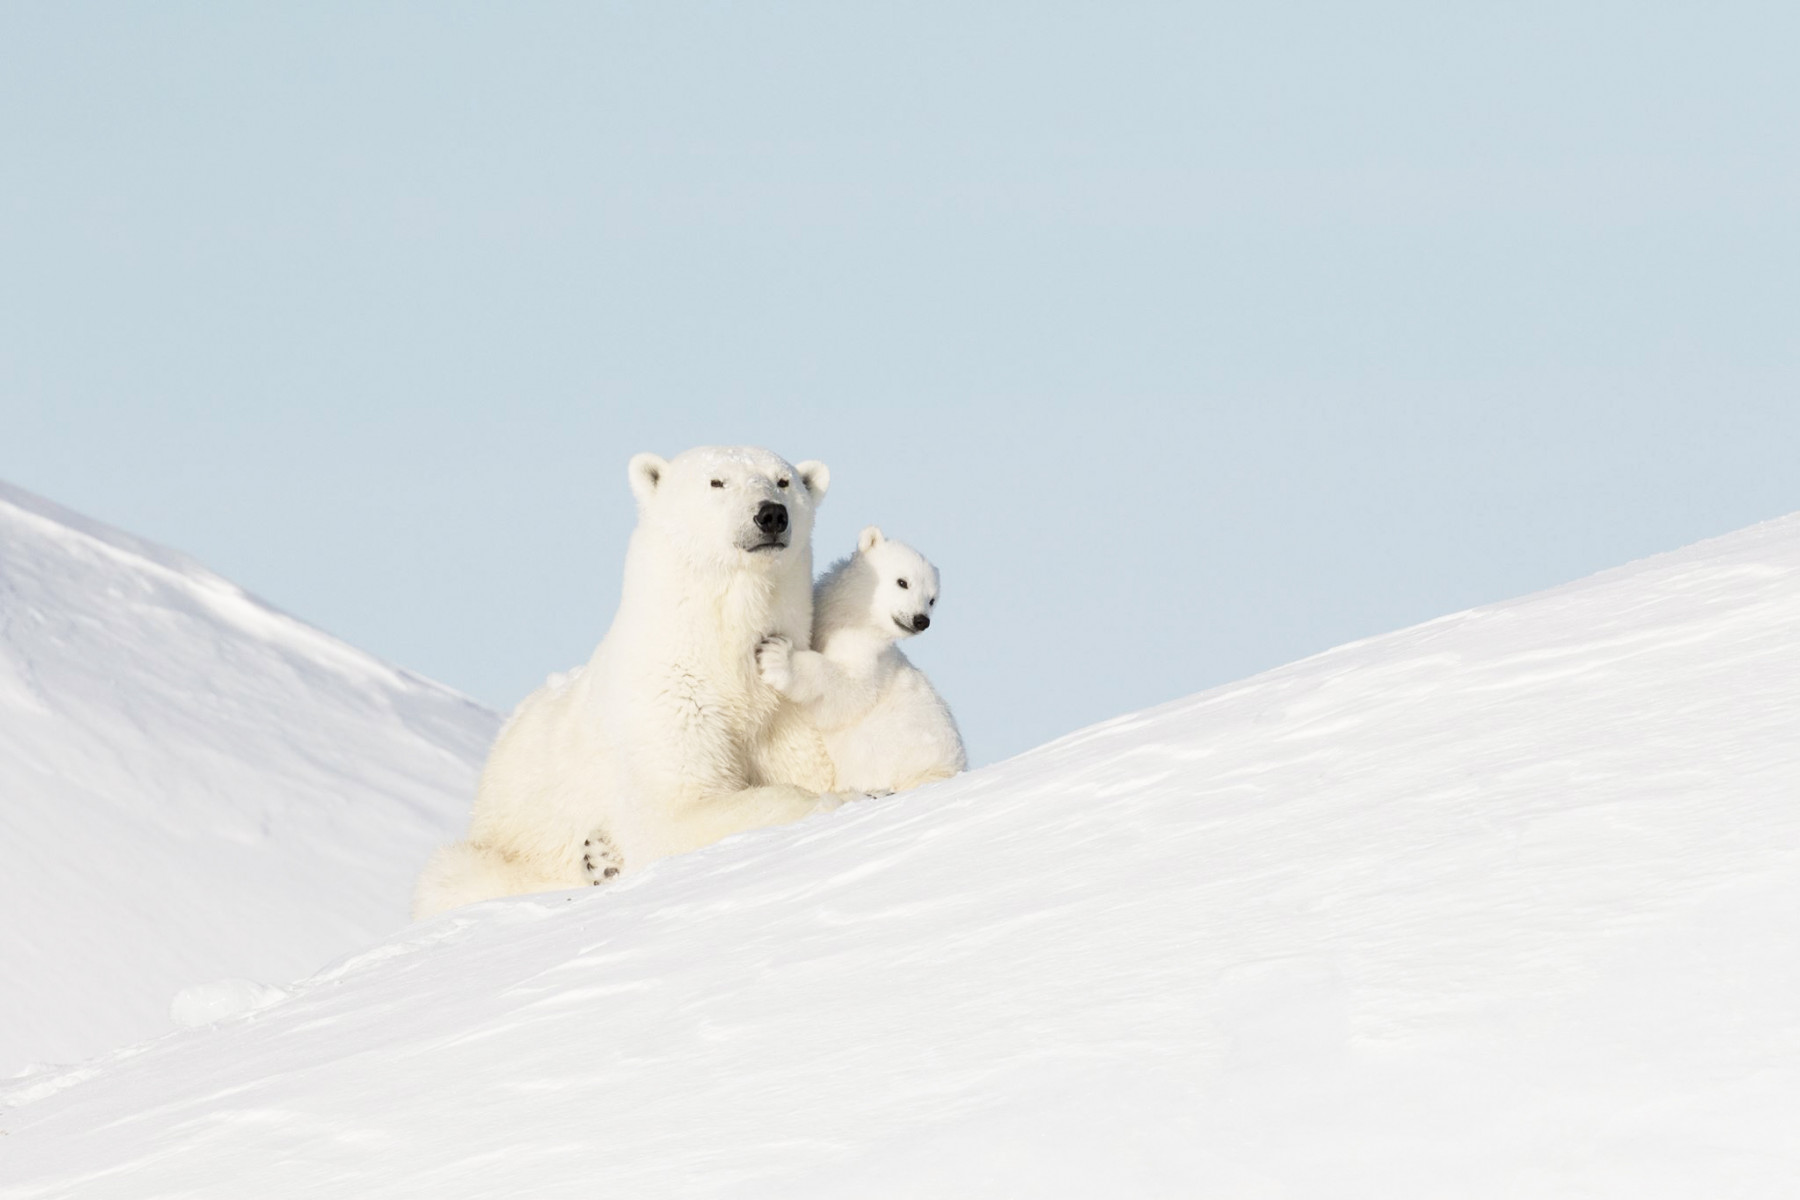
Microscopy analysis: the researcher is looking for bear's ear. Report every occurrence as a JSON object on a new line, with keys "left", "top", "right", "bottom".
{"left": 794, "top": 460, "right": 830, "bottom": 501}
{"left": 628, "top": 453, "right": 669, "bottom": 508}
{"left": 858, "top": 525, "right": 885, "bottom": 555}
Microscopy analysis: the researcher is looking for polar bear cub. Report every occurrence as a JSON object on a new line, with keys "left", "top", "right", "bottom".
{"left": 757, "top": 527, "right": 966, "bottom": 794}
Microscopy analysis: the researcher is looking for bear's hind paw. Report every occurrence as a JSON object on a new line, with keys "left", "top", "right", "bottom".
{"left": 582, "top": 833, "right": 624, "bottom": 885}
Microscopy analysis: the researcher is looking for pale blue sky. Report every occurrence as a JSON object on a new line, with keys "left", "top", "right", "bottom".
{"left": 3, "top": 3, "right": 1796, "bottom": 765}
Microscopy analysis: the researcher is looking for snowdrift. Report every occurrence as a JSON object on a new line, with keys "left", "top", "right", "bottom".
{"left": 4, "top": 510, "right": 1799, "bottom": 1197}
{"left": 0, "top": 483, "right": 498, "bottom": 1076}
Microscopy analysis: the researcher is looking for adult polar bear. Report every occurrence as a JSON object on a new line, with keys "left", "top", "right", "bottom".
{"left": 413, "top": 446, "right": 843, "bottom": 919}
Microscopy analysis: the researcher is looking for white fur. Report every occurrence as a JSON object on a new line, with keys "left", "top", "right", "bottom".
{"left": 757, "top": 526, "right": 967, "bottom": 795}
{"left": 414, "top": 446, "right": 840, "bottom": 919}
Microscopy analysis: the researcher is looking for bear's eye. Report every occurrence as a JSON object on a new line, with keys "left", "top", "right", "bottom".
{"left": 897, "top": 579, "right": 909, "bottom": 589}
{"left": 710, "top": 479, "right": 725, "bottom": 488}
{"left": 929, "top": 597, "right": 936, "bottom": 606}
{"left": 777, "top": 477, "right": 790, "bottom": 489}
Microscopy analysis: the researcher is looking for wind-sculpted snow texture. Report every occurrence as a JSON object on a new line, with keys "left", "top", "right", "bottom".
{"left": 0, "top": 483, "right": 498, "bottom": 1076}
{"left": 5, "top": 513, "right": 1800, "bottom": 1197}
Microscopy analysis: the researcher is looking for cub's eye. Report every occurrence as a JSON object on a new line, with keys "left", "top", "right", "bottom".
{"left": 896, "top": 579, "right": 909, "bottom": 589}
{"left": 710, "top": 479, "right": 725, "bottom": 488}
{"left": 929, "top": 597, "right": 936, "bottom": 606}
{"left": 777, "top": 477, "right": 790, "bottom": 488}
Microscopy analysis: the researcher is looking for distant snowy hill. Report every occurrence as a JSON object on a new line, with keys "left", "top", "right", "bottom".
{"left": 0, "top": 482, "right": 498, "bottom": 1076}
{"left": 5, "top": 511, "right": 1800, "bottom": 1197}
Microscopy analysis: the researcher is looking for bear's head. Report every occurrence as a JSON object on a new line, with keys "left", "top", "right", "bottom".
{"left": 627, "top": 445, "right": 830, "bottom": 571}
{"left": 818, "top": 526, "right": 940, "bottom": 641}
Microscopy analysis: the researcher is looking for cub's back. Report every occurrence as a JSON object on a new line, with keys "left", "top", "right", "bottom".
{"left": 824, "top": 654, "right": 966, "bottom": 792}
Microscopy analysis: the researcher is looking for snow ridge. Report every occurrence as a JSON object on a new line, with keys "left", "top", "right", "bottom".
{"left": 0, "top": 482, "right": 499, "bottom": 1076}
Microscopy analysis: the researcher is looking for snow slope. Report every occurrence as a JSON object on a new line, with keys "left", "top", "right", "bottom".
{"left": 0, "top": 482, "right": 498, "bottom": 1076}
{"left": 5, "top": 513, "right": 1800, "bottom": 1197}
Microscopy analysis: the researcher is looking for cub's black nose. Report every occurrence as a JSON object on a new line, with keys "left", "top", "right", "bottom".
{"left": 912, "top": 614, "right": 931, "bottom": 631}
{"left": 755, "top": 501, "right": 789, "bottom": 535}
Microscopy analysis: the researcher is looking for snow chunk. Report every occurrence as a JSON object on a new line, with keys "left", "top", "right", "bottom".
{"left": 169, "top": 980, "right": 290, "bottom": 1028}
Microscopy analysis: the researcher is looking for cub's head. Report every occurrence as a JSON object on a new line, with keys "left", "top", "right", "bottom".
{"left": 627, "top": 445, "right": 829, "bottom": 569}
{"left": 830, "top": 526, "right": 940, "bottom": 640}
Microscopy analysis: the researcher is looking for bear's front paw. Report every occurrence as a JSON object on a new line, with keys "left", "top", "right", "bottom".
{"left": 582, "top": 832, "right": 624, "bottom": 885}
{"left": 755, "top": 634, "right": 794, "bottom": 693}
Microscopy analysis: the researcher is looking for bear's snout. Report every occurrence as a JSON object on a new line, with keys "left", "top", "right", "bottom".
{"left": 912, "top": 614, "right": 930, "bottom": 632}
{"left": 755, "top": 501, "right": 789, "bottom": 536}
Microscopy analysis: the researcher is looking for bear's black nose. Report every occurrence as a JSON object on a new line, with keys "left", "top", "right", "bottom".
{"left": 912, "top": 614, "right": 931, "bottom": 631}
{"left": 755, "top": 501, "right": 789, "bottom": 536}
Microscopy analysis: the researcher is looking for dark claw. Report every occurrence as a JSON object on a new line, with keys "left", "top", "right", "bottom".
{"left": 603, "top": 867, "right": 619, "bottom": 879}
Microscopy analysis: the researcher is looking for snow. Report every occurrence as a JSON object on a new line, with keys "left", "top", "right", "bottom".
{"left": 0, "top": 482, "right": 499, "bottom": 1077}
{"left": 4, "top": 501, "right": 1800, "bottom": 1195}
{"left": 168, "top": 980, "right": 289, "bottom": 1029}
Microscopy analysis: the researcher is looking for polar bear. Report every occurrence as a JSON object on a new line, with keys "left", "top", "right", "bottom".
{"left": 756, "top": 526, "right": 967, "bottom": 794}
{"left": 412, "top": 446, "right": 843, "bottom": 919}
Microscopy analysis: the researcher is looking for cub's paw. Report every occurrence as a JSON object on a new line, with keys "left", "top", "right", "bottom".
{"left": 755, "top": 634, "right": 794, "bottom": 693}
{"left": 582, "top": 832, "right": 624, "bottom": 885}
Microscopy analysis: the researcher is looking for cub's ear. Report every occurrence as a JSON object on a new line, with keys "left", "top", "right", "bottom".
{"left": 858, "top": 525, "right": 885, "bottom": 554}
{"left": 628, "top": 453, "right": 669, "bottom": 508}
{"left": 794, "top": 460, "right": 830, "bottom": 501}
